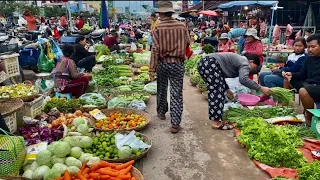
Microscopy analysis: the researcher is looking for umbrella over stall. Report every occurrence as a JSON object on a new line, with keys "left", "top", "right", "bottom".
{"left": 99, "top": 0, "right": 109, "bottom": 29}
{"left": 198, "top": 10, "right": 220, "bottom": 17}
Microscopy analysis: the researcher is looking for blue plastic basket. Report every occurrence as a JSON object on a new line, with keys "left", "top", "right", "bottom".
{"left": 60, "top": 36, "right": 77, "bottom": 44}
{"left": 19, "top": 48, "right": 40, "bottom": 66}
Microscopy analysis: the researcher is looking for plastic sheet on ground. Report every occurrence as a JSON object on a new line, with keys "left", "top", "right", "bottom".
{"left": 234, "top": 129, "right": 320, "bottom": 179}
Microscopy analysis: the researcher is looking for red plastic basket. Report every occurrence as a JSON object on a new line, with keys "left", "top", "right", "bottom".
{"left": 238, "top": 94, "right": 261, "bottom": 106}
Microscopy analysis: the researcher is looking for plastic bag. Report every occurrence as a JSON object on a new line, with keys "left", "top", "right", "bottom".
{"left": 80, "top": 93, "right": 106, "bottom": 107}
{"left": 107, "top": 97, "right": 128, "bottom": 109}
{"left": 115, "top": 131, "right": 151, "bottom": 150}
{"left": 35, "top": 79, "right": 54, "bottom": 94}
{"left": 18, "top": 16, "right": 27, "bottom": 27}
{"left": 37, "top": 45, "right": 55, "bottom": 73}
{"left": 87, "top": 80, "right": 97, "bottom": 93}
{"left": 50, "top": 39, "right": 63, "bottom": 60}
{"left": 147, "top": 34, "right": 152, "bottom": 45}
{"left": 127, "top": 100, "right": 146, "bottom": 111}
{"left": 130, "top": 42, "right": 137, "bottom": 52}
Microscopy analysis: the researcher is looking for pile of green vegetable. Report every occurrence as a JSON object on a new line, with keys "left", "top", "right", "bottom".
{"left": 116, "top": 92, "right": 150, "bottom": 102}
{"left": 93, "top": 66, "right": 120, "bottom": 87}
{"left": 95, "top": 44, "right": 110, "bottom": 61}
{"left": 184, "top": 55, "right": 201, "bottom": 75}
{"left": 271, "top": 87, "right": 294, "bottom": 105}
{"left": 44, "top": 98, "right": 85, "bottom": 113}
{"left": 238, "top": 117, "right": 306, "bottom": 168}
{"left": 224, "top": 106, "right": 296, "bottom": 125}
{"left": 79, "top": 93, "right": 107, "bottom": 107}
{"left": 190, "top": 43, "right": 200, "bottom": 50}
{"left": 84, "top": 132, "right": 148, "bottom": 160}
{"left": 134, "top": 73, "right": 150, "bottom": 82}
{"left": 111, "top": 65, "right": 133, "bottom": 77}
{"left": 202, "top": 44, "right": 215, "bottom": 54}
{"left": 297, "top": 161, "right": 320, "bottom": 180}
{"left": 132, "top": 51, "right": 151, "bottom": 65}
{"left": 284, "top": 124, "right": 318, "bottom": 139}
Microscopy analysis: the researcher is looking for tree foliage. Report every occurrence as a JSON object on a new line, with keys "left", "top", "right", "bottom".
{"left": 0, "top": 1, "right": 40, "bottom": 17}
{"left": 43, "top": 6, "right": 67, "bottom": 18}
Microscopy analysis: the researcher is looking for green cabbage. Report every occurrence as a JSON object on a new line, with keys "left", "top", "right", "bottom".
{"left": 47, "top": 141, "right": 59, "bottom": 154}
{"left": 44, "top": 168, "right": 61, "bottom": 180}
{"left": 22, "top": 169, "right": 33, "bottom": 179}
{"left": 23, "top": 164, "right": 31, "bottom": 172}
{"left": 30, "top": 161, "right": 40, "bottom": 171}
{"left": 36, "top": 150, "right": 52, "bottom": 166}
{"left": 70, "top": 147, "right": 83, "bottom": 159}
{"left": 77, "top": 124, "right": 89, "bottom": 133}
{"left": 79, "top": 153, "right": 93, "bottom": 163}
{"left": 73, "top": 117, "right": 85, "bottom": 127}
{"left": 52, "top": 163, "right": 68, "bottom": 175}
{"left": 51, "top": 155, "right": 66, "bottom": 164}
{"left": 65, "top": 157, "right": 82, "bottom": 168}
{"left": 32, "top": 165, "right": 50, "bottom": 180}
{"left": 79, "top": 136, "right": 93, "bottom": 149}
{"left": 67, "top": 166, "right": 80, "bottom": 176}
{"left": 54, "top": 141, "right": 71, "bottom": 158}
{"left": 63, "top": 136, "right": 81, "bottom": 147}
{"left": 87, "top": 157, "right": 100, "bottom": 167}
{"left": 118, "top": 146, "right": 132, "bottom": 159}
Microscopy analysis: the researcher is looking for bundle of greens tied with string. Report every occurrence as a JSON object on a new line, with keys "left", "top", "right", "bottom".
{"left": 270, "top": 87, "right": 294, "bottom": 105}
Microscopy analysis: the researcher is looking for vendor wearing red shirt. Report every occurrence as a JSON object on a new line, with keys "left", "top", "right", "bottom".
{"left": 103, "top": 30, "right": 119, "bottom": 52}
{"left": 77, "top": 16, "right": 84, "bottom": 30}
{"left": 24, "top": 10, "right": 38, "bottom": 31}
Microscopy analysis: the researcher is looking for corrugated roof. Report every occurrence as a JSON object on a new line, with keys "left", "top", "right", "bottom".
{"left": 188, "top": 1, "right": 228, "bottom": 11}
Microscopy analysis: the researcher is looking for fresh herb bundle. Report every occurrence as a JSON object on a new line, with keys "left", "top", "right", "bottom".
{"left": 271, "top": 87, "right": 294, "bottom": 105}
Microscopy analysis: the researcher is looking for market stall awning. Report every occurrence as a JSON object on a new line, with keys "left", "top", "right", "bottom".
{"left": 198, "top": 10, "right": 220, "bottom": 17}
{"left": 218, "top": 1, "right": 278, "bottom": 9}
{"left": 188, "top": 1, "right": 227, "bottom": 11}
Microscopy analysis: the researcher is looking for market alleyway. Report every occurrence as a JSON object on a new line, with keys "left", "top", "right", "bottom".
{"left": 135, "top": 76, "right": 270, "bottom": 180}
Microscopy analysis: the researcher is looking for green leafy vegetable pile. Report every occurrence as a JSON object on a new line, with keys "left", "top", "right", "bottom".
{"left": 271, "top": 177, "right": 295, "bottom": 180}
{"left": 284, "top": 124, "right": 318, "bottom": 139}
{"left": 44, "top": 98, "right": 85, "bottom": 113}
{"left": 93, "top": 66, "right": 120, "bottom": 87}
{"left": 271, "top": 87, "right": 294, "bottom": 105}
{"left": 238, "top": 117, "right": 306, "bottom": 168}
{"left": 184, "top": 55, "right": 201, "bottom": 75}
{"left": 224, "top": 106, "right": 296, "bottom": 125}
{"left": 202, "top": 44, "right": 215, "bottom": 54}
{"left": 298, "top": 161, "right": 320, "bottom": 180}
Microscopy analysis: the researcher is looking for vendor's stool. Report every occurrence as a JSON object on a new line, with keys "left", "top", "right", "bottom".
{"left": 55, "top": 92, "right": 71, "bottom": 100}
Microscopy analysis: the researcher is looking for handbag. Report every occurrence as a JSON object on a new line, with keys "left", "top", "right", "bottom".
{"left": 0, "top": 128, "right": 26, "bottom": 175}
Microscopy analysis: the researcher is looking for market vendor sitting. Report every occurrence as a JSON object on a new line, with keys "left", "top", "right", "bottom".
{"left": 259, "top": 38, "right": 307, "bottom": 88}
{"left": 71, "top": 35, "right": 96, "bottom": 72}
{"left": 218, "top": 33, "right": 235, "bottom": 53}
{"left": 103, "top": 30, "right": 120, "bottom": 52}
{"left": 52, "top": 44, "right": 92, "bottom": 98}
{"left": 283, "top": 34, "right": 320, "bottom": 126}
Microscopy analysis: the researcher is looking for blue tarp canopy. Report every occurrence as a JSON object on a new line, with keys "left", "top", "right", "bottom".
{"left": 218, "top": 1, "right": 278, "bottom": 9}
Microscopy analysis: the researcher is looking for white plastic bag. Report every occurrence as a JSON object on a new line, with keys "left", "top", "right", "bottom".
{"left": 115, "top": 131, "right": 151, "bottom": 150}
{"left": 127, "top": 100, "right": 146, "bottom": 111}
{"left": 18, "top": 16, "right": 27, "bottom": 27}
{"left": 130, "top": 42, "right": 137, "bottom": 52}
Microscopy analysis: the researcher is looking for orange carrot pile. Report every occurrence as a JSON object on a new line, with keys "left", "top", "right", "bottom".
{"left": 56, "top": 160, "right": 136, "bottom": 180}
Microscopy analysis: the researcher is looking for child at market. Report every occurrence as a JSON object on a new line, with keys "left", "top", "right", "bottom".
{"left": 52, "top": 44, "right": 92, "bottom": 98}
{"left": 283, "top": 34, "right": 320, "bottom": 126}
{"left": 259, "top": 38, "right": 307, "bottom": 88}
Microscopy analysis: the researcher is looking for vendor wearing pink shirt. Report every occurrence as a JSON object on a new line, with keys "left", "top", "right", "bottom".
{"left": 60, "top": 15, "right": 68, "bottom": 28}
{"left": 243, "top": 28, "right": 264, "bottom": 64}
{"left": 24, "top": 10, "right": 38, "bottom": 31}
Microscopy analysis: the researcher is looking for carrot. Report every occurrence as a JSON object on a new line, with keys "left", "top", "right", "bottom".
{"left": 55, "top": 177, "right": 64, "bottom": 180}
{"left": 89, "top": 173, "right": 100, "bottom": 180}
{"left": 77, "top": 172, "right": 88, "bottom": 180}
{"left": 97, "top": 168, "right": 119, "bottom": 177}
{"left": 116, "top": 174, "right": 131, "bottom": 179}
{"left": 115, "top": 160, "right": 135, "bottom": 170}
{"left": 84, "top": 174, "right": 90, "bottom": 179}
{"left": 99, "top": 161, "right": 117, "bottom": 168}
{"left": 110, "top": 178, "right": 121, "bottom": 180}
{"left": 71, "top": 177, "right": 76, "bottom": 180}
{"left": 90, "top": 164, "right": 100, "bottom": 171}
{"left": 82, "top": 168, "right": 90, "bottom": 175}
{"left": 64, "top": 170, "right": 72, "bottom": 180}
{"left": 99, "top": 175, "right": 110, "bottom": 180}
{"left": 119, "top": 165, "right": 132, "bottom": 175}
{"left": 80, "top": 161, "right": 87, "bottom": 172}
{"left": 88, "top": 179, "right": 93, "bottom": 180}
{"left": 131, "top": 177, "right": 137, "bottom": 180}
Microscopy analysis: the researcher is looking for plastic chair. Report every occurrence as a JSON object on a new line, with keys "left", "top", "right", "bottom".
{"left": 55, "top": 92, "right": 71, "bottom": 100}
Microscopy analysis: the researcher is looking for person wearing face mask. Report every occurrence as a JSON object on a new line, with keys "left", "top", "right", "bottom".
{"left": 259, "top": 38, "right": 307, "bottom": 88}
{"left": 71, "top": 35, "right": 96, "bottom": 72}
{"left": 283, "top": 34, "right": 320, "bottom": 126}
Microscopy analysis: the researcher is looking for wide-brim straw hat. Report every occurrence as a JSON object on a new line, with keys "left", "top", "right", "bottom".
{"left": 156, "top": 1, "right": 175, "bottom": 13}
{"left": 245, "top": 28, "right": 259, "bottom": 40}
{"left": 219, "top": 33, "right": 229, "bottom": 40}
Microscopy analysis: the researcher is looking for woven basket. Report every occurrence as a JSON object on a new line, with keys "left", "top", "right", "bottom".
{"left": 0, "top": 177, "right": 29, "bottom": 180}
{"left": 0, "top": 99, "right": 24, "bottom": 116}
{"left": 106, "top": 133, "right": 151, "bottom": 163}
{"left": 92, "top": 108, "right": 151, "bottom": 132}
{"left": 0, "top": 81, "right": 39, "bottom": 102}
{"left": 108, "top": 91, "right": 151, "bottom": 103}
{"left": 114, "top": 164, "right": 144, "bottom": 180}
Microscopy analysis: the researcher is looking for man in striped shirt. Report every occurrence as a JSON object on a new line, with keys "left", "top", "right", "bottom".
{"left": 149, "top": 1, "right": 190, "bottom": 133}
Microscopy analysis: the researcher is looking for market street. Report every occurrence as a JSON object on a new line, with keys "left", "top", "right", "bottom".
{"left": 136, "top": 76, "right": 269, "bottom": 180}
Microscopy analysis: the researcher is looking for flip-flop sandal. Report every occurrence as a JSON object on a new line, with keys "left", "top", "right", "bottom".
{"left": 212, "top": 123, "right": 234, "bottom": 130}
